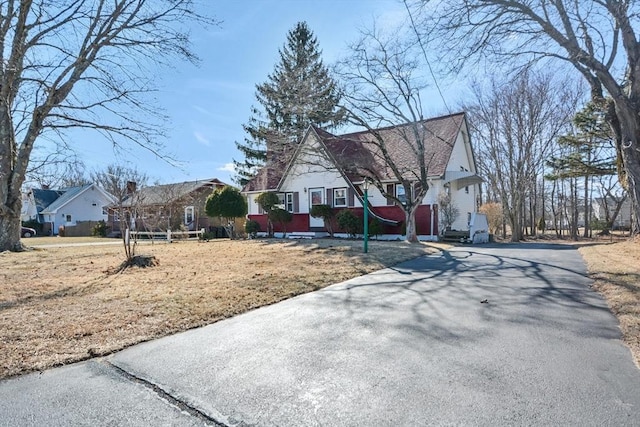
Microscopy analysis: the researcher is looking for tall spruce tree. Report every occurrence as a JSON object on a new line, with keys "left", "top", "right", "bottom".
{"left": 234, "top": 22, "right": 344, "bottom": 186}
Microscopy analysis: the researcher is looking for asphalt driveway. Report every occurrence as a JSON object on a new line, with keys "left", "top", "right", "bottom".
{"left": 1, "top": 243, "right": 639, "bottom": 426}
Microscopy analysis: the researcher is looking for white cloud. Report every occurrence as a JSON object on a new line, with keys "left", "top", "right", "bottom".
{"left": 218, "top": 162, "right": 235, "bottom": 172}
{"left": 194, "top": 131, "right": 210, "bottom": 146}
{"left": 192, "top": 105, "right": 215, "bottom": 118}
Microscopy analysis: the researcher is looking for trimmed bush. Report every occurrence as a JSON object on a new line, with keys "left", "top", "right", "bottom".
{"left": 309, "top": 204, "right": 335, "bottom": 236}
{"left": 269, "top": 208, "right": 292, "bottom": 237}
{"left": 336, "top": 209, "right": 361, "bottom": 238}
{"left": 245, "top": 220, "right": 261, "bottom": 238}
{"left": 92, "top": 220, "right": 109, "bottom": 237}
{"left": 368, "top": 218, "right": 383, "bottom": 239}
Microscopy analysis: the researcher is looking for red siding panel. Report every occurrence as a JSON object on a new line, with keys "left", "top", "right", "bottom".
{"left": 248, "top": 204, "right": 437, "bottom": 236}
{"left": 248, "top": 214, "right": 310, "bottom": 233}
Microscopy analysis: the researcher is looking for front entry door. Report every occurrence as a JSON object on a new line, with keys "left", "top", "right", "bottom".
{"left": 309, "top": 187, "right": 324, "bottom": 228}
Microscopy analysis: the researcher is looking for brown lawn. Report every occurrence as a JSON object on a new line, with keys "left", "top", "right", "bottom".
{"left": 578, "top": 238, "right": 640, "bottom": 368}
{"left": 3, "top": 236, "right": 637, "bottom": 379}
{"left": 1, "top": 238, "right": 443, "bottom": 379}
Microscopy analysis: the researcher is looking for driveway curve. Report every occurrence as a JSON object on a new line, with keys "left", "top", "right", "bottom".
{"left": 1, "top": 243, "right": 639, "bottom": 426}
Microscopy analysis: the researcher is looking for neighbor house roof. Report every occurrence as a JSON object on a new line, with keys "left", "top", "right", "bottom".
{"left": 243, "top": 112, "right": 466, "bottom": 193}
{"left": 32, "top": 189, "right": 65, "bottom": 213}
{"left": 120, "top": 178, "right": 227, "bottom": 207}
{"left": 41, "top": 184, "right": 116, "bottom": 214}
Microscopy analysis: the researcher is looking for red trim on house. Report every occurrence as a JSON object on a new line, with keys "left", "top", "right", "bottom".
{"left": 248, "top": 204, "right": 438, "bottom": 235}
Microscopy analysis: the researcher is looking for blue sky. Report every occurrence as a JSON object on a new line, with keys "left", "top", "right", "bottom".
{"left": 74, "top": 0, "right": 451, "bottom": 186}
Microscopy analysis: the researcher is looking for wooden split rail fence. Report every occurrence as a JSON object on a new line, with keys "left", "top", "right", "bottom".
{"left": 128, "top": 228, "right": 205, "bottom": 243}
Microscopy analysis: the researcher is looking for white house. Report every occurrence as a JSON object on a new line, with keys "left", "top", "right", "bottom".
{"left": 242, "top": 112, "right": 481, "bottom": 240}
{"left": 24, "top": 184, "right": 115, "bottom": 235}
{"left": 592, "top": 196, "right": 633, "bottom": 230}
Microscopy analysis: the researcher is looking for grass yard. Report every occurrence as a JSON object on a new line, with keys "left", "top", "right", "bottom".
{"left": 578, "top": 239, "right": 640, "bottom": 368}
{"left": 2, "top": 235, "right": 637, "bottom": 379}
{"left": 0, "top": 238, "right": 442, "bottom": 379}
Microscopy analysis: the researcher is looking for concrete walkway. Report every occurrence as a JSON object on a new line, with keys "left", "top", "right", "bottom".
{"left": 1, "top": 243, "right": 639, "bottom": 426}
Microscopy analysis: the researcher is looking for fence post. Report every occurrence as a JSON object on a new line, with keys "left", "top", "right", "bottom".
{"left": 167, "top": 229, "right": 172, "bottom": 243}
{"left": 200, "top": 228, "right": 205, "bottom": 239}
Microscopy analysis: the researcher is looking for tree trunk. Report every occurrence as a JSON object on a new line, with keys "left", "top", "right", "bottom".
{"left": 583, "top": 175, "right": 590, "bottom": 238}
{"left": 509, "top": 210, "right": 522, "bottom": 242}
{"left": 0, "top": 199, "right": 23, "bottom": 252}
{"left": 611, "top": 100, "right": 640, "bottom": 235}
{"left": 570, "top": 178, "right": 579, "bottom": 240}
{"left": 404, "top": 204, "right": 419, "bottom": 243}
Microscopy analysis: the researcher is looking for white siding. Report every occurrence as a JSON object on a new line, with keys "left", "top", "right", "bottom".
{"left": 280, "top": 135, "right": 353, "bottom": 212}
{"left": 443, "top": 127, "right": 479, "bottom": 231}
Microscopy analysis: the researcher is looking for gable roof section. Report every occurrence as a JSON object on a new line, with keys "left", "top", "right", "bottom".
{"left": 32, "top": 189, "right": 64, "bottom": 213}
{"left": 318, "top": 112, "right": 465, "bottom": 183}
{"left": 121, "top": 178, "right": 227, "bottom": 207}
{"left": 41, "top": 184, "right": 116, "bottom": 214}
{"left": 242, "top": 112, "right": 466, "bottom": 193}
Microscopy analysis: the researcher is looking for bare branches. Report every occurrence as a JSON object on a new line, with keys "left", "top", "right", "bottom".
{"left": 0, "top": 0, "right": 218, "bottom": 250}
{"left": 335, "top": 23, "right": 438, "bottom": 241}
{"left": 408, "top": 0, "right": 640, "bottom": 234}
{"left": 466, "top": 70, "right": 582, "bottom": 241}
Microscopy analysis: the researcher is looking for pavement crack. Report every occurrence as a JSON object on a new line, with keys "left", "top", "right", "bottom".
{"left": 103, "top": 361, "right": 229, "bottom": 427}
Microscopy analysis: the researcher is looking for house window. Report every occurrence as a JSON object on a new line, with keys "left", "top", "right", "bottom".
{"left": 285, "top": 193, "right": 294, "bottom": 213}
{"left": 65, "top": 214, "right": 72, "bottom": 222}
{"left": 184, "top": 206, "right": 194, "bottom": 225}
{"left": 396, "top": 185, "right": 407, "bottom": 205}
{"left": 276, "top": 193, "right": 295, "bottom": 212}
{"left": 333, "top": 188, "right": 347, "bottom": 207}
{"left": 102, "top": 207, "right": 108, "bottom": 215}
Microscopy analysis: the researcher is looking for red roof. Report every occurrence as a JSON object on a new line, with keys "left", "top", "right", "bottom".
{"left": 242, "top": 112, "right": 466, "bottom": 192}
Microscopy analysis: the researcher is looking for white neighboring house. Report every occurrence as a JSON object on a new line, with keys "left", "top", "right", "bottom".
{"left": 25, "top": 184, "right": 115, "bottom": 235}
{"left": 592, "top": 196, "right": 633, "bottom": 230}
{"left": 242, "top": 112, "right": 482, "bottom": 240}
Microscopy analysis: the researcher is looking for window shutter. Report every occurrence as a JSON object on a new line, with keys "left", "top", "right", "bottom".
{"left": 347, "top": 187, "right": 355, "bottom": 207}
{"left": 293, "top": 192, "right": 299, "bottom": 213}
{"left": 326, "top": 188, "right": 333, "bottom": 207}
{"left": 386, "top": 184, "right": 394, "bottom": 205}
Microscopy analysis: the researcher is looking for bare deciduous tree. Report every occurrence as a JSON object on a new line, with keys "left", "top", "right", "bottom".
{"left": 597, "top": 174, "right": 628, "bottom": 233}
{"left": 437, "top": 190, "right": 459, "bottom": 235}
{"left": 0, "top": 1, "right": 217, "bottom": 251}
{"left": 335, "top": 25, "right": 434, "bottom": 243}
{"left": 466, "top": 71, "right": 578, "bottom": 241}
{"left": 409, "top": 0, "right": 640, "bottom": 234}
{"left": 92, "top": 164, "right": 147, "bottom": 262}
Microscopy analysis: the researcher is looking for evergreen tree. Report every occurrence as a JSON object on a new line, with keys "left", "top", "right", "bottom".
{"left": 234, "top": 22, "right": 344, "bottom": 186}
{"left": 547, "top": 102, "right": 617, "bottom": 238}
{"left": 549, "top": 103, "right": 617, "bottom": 179}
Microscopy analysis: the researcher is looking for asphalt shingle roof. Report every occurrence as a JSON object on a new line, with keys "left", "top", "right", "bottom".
{"left": 41, "top": 185, "right": 92, "bottom": 214}
{"left": 32, "top": 189, "right": 64, "bottom": 213}
{"left": 120, "top": 178, "right": 227, "bottom": 207}
{"left": 243, "top": 112, "right": 466, "bottom": 192}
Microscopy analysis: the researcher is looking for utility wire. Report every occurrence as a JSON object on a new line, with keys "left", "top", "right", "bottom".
{"left": 403, "top": 0, "right": 452, "bottom": 115}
